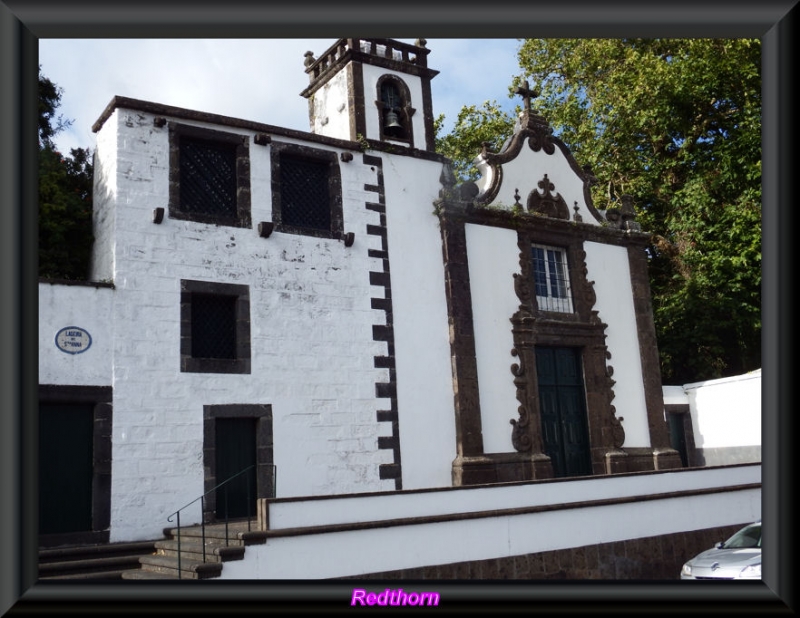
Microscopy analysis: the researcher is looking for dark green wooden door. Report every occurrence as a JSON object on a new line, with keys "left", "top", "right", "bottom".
{"left": 535, "top": 347, "right": 592, "bottom": 477}
{"left": 668, "top": 412, "right": 688, "bottom": 467}
{"left": 215, "top": 418, "right": 257, "bottom": 519}
{"left": 39, "top": 404, "right": 94, "bottom": 534}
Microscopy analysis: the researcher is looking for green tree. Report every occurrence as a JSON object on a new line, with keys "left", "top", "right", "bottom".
{"left": 38, "top": 67, "right": 94, "bottom": 280}
{"left": 434, "top": 101, "right": 515, "bottom": 181}
{"left": 435, "top": 39, "right": 761, "bottom": 383}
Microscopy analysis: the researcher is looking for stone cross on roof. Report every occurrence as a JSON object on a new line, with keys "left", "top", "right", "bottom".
{"left": 514, "top": 79, "right": 539, "bottom": 114}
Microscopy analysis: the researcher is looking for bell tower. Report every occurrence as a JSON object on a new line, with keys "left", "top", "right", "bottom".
{"left": 300, "top": 38, "right": 439, "bottom": 152}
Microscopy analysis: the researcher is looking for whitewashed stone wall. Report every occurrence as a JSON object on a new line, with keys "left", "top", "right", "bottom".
{"left": 91, "top": 108, "right": 456, "bottom": 541}
{"left": 381, "top": 155, "right": 456, "bottom": 490}
{"left": 309, "top": 69, "right": 351, "bottom": 139}
{"left": 89, "top": 117, "right": 117, "bottom": 282}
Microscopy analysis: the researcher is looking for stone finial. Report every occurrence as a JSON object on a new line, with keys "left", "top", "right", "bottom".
{"left": 620, "top": 194, "right": 636, "bottom": 220}
{"left": 619, "top": 194, "right": 642, "bottom": 231}
{"left": 604, "top": 195, "right": 642, "bottom": 232}
{"left": 304, "top": 51, "right": 315, "bottom": 67}
{"left": 439, "top": 163, "right": 457, "bottom": 189}
{"left": 415, "top": 38, "right": 427, "bottom": 48}
{"left": 605, "top": 208, "right": 621, "bottom": 227}
{"left": 573, "top": 202, "right": 583, "bottom": 223}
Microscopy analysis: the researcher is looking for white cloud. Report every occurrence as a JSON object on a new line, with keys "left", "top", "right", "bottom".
{"left": 39, "top": 38, "right": 523, "bottom": 155}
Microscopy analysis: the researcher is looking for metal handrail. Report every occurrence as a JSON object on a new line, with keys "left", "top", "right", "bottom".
{"left": 165, "top": 465, "right": 269, "bottom": 579}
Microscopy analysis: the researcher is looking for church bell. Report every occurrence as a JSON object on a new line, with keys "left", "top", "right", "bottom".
{"left": 384, "top": 109, "right": 402, "bottom": 130}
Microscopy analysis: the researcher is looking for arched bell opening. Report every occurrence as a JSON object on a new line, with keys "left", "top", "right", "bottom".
{"left": 377, "top": 76, "right": 413, "bottom": 144}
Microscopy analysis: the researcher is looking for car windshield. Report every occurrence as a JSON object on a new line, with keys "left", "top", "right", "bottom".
{"left": 721, "top": 523, "right": 761, "bottom": 549}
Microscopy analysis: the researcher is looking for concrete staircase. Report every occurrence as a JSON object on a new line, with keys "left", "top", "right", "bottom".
{"left": 39, "top": 540, "right": 159, "bottom": 580}
{"left": 121, "top": 521, "right": 268, "bottom": 580}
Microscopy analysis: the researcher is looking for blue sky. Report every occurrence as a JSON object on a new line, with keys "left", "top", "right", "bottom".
{"left": 39, "top": 38, "right": 525, "bottom": 156}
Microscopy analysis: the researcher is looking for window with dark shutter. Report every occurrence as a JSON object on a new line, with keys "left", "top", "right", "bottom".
{"left": 169, "top": 124, "right": 251, "bottom": 228}
{"left": 179, "top": 138, "right": 238, "bottom": 219}
{"left": 279, "top": 155, "right": 331, "bottom": 232}
{"left": 190, "top": 293, "right": 237, "bottom": 360}
{"left": 180, "top": 280, "right": 251, "bottom": 374}
{"left": 270, "top": 142, "right": 343, "bottom": 240}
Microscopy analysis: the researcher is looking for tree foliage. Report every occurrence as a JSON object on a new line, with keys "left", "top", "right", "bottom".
{"left": 38, "top": 67, "right": 94, "bottom": 280}
{"left": 435, "top": 39, "right": 761, "bottom": 383}
{"left": 434, "top": 102, "right": 515, "bottom": 181}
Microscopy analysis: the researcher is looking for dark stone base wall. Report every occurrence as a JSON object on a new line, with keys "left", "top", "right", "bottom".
{"left": 339, "top": 523, "right": 747, "bottom": 580}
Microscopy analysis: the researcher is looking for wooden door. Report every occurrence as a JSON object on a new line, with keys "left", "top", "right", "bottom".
{"left": 39, "top": 403, "right": 94, "bottom": 534}
{"left": 536, "top": 347, "right": 592, "bottom": 477}
{"left": 214, "top": 417, "right": 257, "bottom": 519}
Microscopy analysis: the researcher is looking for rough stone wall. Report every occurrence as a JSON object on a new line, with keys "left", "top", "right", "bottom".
{"left": 343, "top": 523, "right": 748, "bottom": 580}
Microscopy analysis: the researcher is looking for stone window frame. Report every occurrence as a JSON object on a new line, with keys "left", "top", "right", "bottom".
{"left": 270, "top": 141, "right": 344, "bottom": 240}
{"left": 38, "top": 384, "right": 113, "bottom": 548}
{"left": 202, "top": 404, "right": 274, "bottom": 523}
{"left": 180, "top": 279, "right": 251, "bottom": 374}
{"left": 168, "top": 122, "right": 252, "bottom": 228}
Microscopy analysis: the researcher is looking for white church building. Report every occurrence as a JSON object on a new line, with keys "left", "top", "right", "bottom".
{"left": 38, "top": 38, "right": 759, "bottom": 579}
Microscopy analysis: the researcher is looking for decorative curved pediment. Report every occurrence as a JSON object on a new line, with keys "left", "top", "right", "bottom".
{"left": 470, "top": 80, "right": 605, "bottom": 225}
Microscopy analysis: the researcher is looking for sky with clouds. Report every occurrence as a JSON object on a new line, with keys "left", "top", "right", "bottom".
{"left": 39, "top": 38, "right": 526, "bottom": 156}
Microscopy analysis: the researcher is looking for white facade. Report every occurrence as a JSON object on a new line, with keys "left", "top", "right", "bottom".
{"left": 38, "top": 38, "right": 685, "bottom": 547}
{"left": 92, "top": 108, "right": 447, "bottom": 540}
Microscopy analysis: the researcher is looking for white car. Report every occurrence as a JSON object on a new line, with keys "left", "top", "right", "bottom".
{"left": 680, "top": 521, "right": 761, "bottom": 580}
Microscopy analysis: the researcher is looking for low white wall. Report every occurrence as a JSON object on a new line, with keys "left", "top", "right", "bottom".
{"left": 664, "top": 370, "right": 761, "bottom": 466}
{"left": 685, "top": 371, "right": 761, "bottom": 450}
{"left": 38, "top": 282, "right": 114, "bottom": 387}
{"left": 266, "top": 464, "right": 760, "bottom": 530}
{"left": 220, "top": 464, "right": 760, "bottom": 579}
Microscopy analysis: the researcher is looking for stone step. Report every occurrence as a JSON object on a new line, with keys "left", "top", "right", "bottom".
{"left": 154, "top": 538, "right": 245, "bottom": 563}
{"left": 38, "top": 540, "right": 158, "bottom": 579}
{"left": 39, "top": 540, "right": 158, "bottom": 563}
{"left": 39, "top": 554, "right": 148, "bottom": 578}
{"left": 162, "top": 523, "right": 267, "bottom": 547}
{"left": 40, "top": 569, "right": 132, "bottom": 581}
{"left": 138, "top": 554, "right": 223, "bottom": 580}
{"left": 121, "top": 569, "right": 183, "bottom": 580}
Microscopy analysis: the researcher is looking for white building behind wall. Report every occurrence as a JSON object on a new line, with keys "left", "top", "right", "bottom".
{"left": 663, "top": 369, "right": 762, "bottom": 467}
{"left": 38, "top": 38, "right": 687, "bottom": 549}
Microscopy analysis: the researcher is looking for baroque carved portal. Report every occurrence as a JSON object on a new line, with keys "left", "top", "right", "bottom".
{"left": 509, "top": 232, "right": 625, "bottom": 474}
